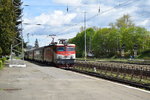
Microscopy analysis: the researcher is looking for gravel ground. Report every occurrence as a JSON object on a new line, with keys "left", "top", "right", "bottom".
{"left": 0, "top": 61, "right": 150, "bottom": 100}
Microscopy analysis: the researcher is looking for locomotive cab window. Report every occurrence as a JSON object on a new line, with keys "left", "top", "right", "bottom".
{"left": 66, "top": 47, "right": 75, "bottom": 51}
{"left": 57, "top": 47, "right": 65, "bottom": 51}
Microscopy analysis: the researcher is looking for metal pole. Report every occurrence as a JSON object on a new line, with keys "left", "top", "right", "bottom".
{"left": 21, "top": 17, "right": 24, "bottom": 63}
{"left": 10, "top": 44, "right": 13, "bottom": 64}
{"left": 10, "top": 0, "right": 14, "bottom": 64}
{"left": 84, "top": 12, "right": 87, "bottom": 61}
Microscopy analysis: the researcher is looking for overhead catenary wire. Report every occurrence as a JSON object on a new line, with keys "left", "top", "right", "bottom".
{"left": 53, "top": 0, "right": 140, "bottom": 36}
{"left": 86, "top": 0, "right": 140, "bottom": 22}
{"left": 25, "top": 0, "right": 138, "bottom": 37}
{"left": 24, "top": 0, "right": 145, "bottom": 44}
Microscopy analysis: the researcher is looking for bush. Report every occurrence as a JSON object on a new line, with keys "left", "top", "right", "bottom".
{"left": 2, "top": 57, "right": 6, "bottom": 62}
{"left": 0, "top": 57, "right": 6, "bottom": 70}
{"left": 0, "top": 57, "right": 6, "bottom": 63}
{"left": 0, "top": 60, "right": 3, "bottom": 69}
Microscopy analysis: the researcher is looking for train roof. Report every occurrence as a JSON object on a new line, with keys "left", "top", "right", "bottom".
{"left": 25, "top": 43, "right": 76, "bottom": 52}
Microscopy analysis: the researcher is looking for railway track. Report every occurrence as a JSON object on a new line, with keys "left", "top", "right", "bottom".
{"left": 68, "top": 61, "right": 150, "bottom": 90}
{"left": 26, "top": 60, "right": 150, "bottom": 90}
{"left": 77, "top": 59, "right": 150, "bottom": 65}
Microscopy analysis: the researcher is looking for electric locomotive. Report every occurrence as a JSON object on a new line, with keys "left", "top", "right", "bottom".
{"left": 25, "top": 39, "right": 76, "bottom": 68}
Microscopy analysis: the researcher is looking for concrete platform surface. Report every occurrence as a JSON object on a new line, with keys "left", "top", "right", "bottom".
{"left": 0, "top": 61, "right": 150, "bottom": 100}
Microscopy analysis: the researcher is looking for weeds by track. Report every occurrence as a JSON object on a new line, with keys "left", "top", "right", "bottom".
{"left": 69, "top": 61, "right": 150, "bottom": 91}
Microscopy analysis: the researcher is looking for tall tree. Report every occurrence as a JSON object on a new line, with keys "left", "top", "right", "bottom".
{"left": 0, "top": 0, "right": 22, "bottom": 56}
{"left": 115, "top": 14, "right": 134, "bottom": 29}
{"left": 69, "top": 14, "right": 150, "bottom": 58}
{"left": 34, "top": 39, "right": 39, "bottom": 48}
{"left": 69, "top": 28, "right": 95, "bottom": 57}
{"left": 0, "top": 0, "right": 16, "bottom": 55}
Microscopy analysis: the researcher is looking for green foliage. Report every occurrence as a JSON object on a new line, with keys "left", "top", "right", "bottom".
{"left": 0, "top": 0, "right": 22, "bottom": 56}
{"left": 68, "top": 28, "right": 95, "bottom": 57}
{"left": 69, "top": 14, "right": 150, "bottom": 58}
{"left": 92, "top": 28, "right": 118, "bottom": 57}
{"left": 0, "top": 60, "right": 3, "bottom": 70}
{"left": 0, "top": 57, "right": 6, "bottom": 63}
{"left": 0, "top": 47, "right": 2, "bottom": 56}
{"left": 115, "top": 14, "right": 134, "bottom": 29}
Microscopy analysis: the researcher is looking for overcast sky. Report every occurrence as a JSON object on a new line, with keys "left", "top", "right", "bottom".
{"left": 22, "top": 0, "right": 150, "bottom": 47}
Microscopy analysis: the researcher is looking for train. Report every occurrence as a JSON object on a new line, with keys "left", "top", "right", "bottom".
{"left": 24, "top": 39, "right": 76, "bottom": 68}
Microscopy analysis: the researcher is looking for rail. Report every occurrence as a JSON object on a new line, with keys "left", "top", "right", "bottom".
{"left": 72, "top": 61, "right": 150, "bottom": 90}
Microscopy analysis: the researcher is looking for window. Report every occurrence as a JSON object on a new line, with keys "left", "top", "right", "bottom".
{"left": 66, "top": 47, "right": 75, "bottom": 51}
{"left": 57, "top": 47, "right": 65, "bottom": 51}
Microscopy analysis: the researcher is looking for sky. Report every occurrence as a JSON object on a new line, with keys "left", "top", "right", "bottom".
{"left": 22, "top": 0, "right": 150, "bottom": 47}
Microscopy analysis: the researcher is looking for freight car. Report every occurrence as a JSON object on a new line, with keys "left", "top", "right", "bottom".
{"left": 25, "top": 39, "right": 76, "bottom": 68}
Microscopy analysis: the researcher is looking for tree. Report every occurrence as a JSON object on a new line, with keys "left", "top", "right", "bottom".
{"left": 92, "top": 28, "right": 118, "bottom": 57}
{"left": 34, "top": 39, "right": 39, "bottom": 48}
{"left": 0, "top": 0, "right": 16, "bottom": 55}
{"left": 68, "top": 28, "right": 95, "bottom": 57}
{"left": 69, "top": 14, "right": 150, "bottom": 58}
{"left": 0, "top": 47, "right": 2, "bottom": 57}
{"left": 115, "top": 14, "right": 134, "bottom": 29}
{"left": 0, "top": 0, "right": 22, "bottom": 56}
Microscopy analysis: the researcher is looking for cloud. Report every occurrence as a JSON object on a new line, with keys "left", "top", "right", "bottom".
{"left": 23, "top": 10, "right": 77, "bottom": 37}
{"left": 24, "top": 10, "right": 76, "bottom": 26}
{"left": 52, "top": 0, "right": 82, "bottom": 6}
{"left": 23, "top": 10, "right": 79, "bottom": 46}
{"left": 22, "top": 0, "right": 150, "bottom": 47}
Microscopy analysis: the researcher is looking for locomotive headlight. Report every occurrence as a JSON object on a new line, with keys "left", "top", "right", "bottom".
{"left": 58, "top": 56, "right": 62, "bottom": 59}
{"left": 70, "top": 56, "right": 73, "bottom": 59}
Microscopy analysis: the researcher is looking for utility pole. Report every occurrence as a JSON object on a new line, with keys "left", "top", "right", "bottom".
{"left": 84, "top": 11, "right": 87, "bottom": 61}
{"left": 21, "top": 17, "right": 24, "bottom": 62}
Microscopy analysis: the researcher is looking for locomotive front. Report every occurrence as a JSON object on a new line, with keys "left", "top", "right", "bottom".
{"left": 54, "top": 44, "right": 76, "bottom": 67}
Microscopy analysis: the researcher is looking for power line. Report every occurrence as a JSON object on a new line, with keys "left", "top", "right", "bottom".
{"left": 27, "top": 0, "right": 137, "bottom": 36}
{"left": 24, "top": 0, "right": 143, "bottom": 41}
{"left": 86, "top": 0, "right": 139, "bottom": 22}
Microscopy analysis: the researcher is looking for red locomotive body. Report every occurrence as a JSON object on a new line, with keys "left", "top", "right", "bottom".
{"left": 25, "top": 41, "right": 76, "bottom": 68}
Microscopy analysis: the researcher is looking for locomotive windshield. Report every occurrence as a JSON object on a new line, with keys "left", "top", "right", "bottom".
{"left": 57, "top": 47, "right": 65, "bottom": 51}
{"left": 66, "top": 47, "right": 75, "bottom": 51}
{"left": 56, "top": 46, "right": 75, "bottom": 51}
